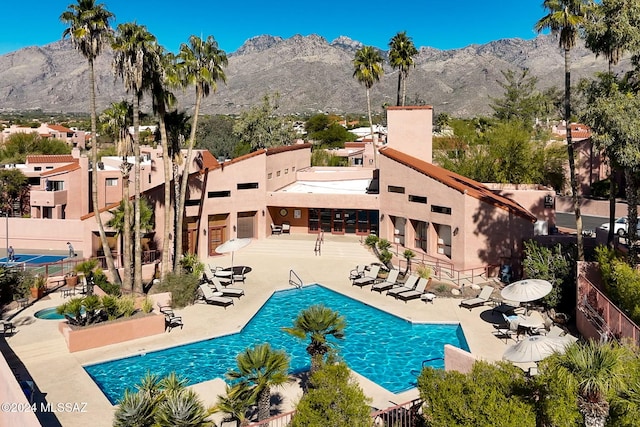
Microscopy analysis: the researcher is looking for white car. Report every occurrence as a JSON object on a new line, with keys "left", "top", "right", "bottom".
{"left": 599, "top": 217, "right": 640, "bottom": 236}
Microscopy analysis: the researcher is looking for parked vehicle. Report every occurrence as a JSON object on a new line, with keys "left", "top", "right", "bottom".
{"left": 599, "top": 217, "right": 640, "bottom": 236}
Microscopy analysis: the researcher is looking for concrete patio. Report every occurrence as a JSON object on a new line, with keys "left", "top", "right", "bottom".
{"left": 3, "top": 234, "right": 514, "bottom": 427}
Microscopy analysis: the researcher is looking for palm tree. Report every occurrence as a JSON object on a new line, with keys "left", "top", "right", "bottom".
{"left": 353, "top": 46, "right": 384, "bottom": 166}
{"left": 100, "top": 101, "right": 133, "bottom": 289}
{"left": 112, "top": 22, "right": 156, "bottom": 293}
{"left": 226, "top": 343, "right": 290, "bottom": 424}
{"left": 535, "top": 0, "right": 594, "bottom": 261}
{"left": 388, "top": 31, "right": 419, "bottom": 106}
{"left": 174, "top": 35, "right": 228, "bottom": 269}
{"left": 60, "top": 0, "right": 120, "bottom": 285}
{"left": 148, "top": 44, "right": 177, "bottom": 279}
{"left": 544, "top": 340, "right": 630, "bottom": 427}
{"left": 106, "top": 198, "right": 154, "bottom": 274}
{"left": 283, "top": 305, "right": 346, "bottom": 373}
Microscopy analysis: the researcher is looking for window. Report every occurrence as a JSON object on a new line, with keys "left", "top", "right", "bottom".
{"left": 207, "top": 190, "right": 231, "bottom": 198}
{"left": 105, "top": 178, "right": 118, "bottom": 186}
{"left": 49, "top": 180, "right": 64, "bottom": 191}
{"left": 185, "top": 199, "right": 200, "bottom": 206}
{"left": 285, "top": 168, "right": 289, "bottom": 174}
{"left": 34, "top": 166, "right": 42, "bottom": 171}
{"left": 431, "top": 205, "right": 452, "bottom": 215}
{"left": 387, "top": 185, "right": 405, "bottom": 194}
{"left": 237, "top": 182, "right": 259, "bottom": 190}
{"left": 409, "top": 195, "right": 427, "bottom": 204}
{"left": 292, "top": 166, "right": 295, "bottom": 172}
{"left": 45, "top": 166, "right": 53, "bottom": 170}
{"left": 276, "top": 170, "right": 281, "bottom": 177}
{"left": 268, "top": 173, "right": 273, "bottom": 180}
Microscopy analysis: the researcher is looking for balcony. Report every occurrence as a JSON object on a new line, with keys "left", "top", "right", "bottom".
{"left": 30, "top": 189, "right": 68, "bottom": 207}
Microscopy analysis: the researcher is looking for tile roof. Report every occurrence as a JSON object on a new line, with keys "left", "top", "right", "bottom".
{"left": 26, "top": 155, "right": 76, "bottom": 164}
{"left": 265, "top": 143, "right": 312, "bottom": 156}
{"left": 379, "top": 147, "right": 536, "bottom": 221}
{"left": 47, "top": 124, "right": 73, "bottom": 133}
{"left": 41, "top": 161, "right": 80, "bottom": 176}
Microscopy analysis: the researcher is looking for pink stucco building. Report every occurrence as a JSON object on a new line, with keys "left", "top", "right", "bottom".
{"left": 3, "top": 107, "right": 556, "bottom": 276}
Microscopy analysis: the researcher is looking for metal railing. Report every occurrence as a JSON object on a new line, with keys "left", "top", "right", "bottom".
{"left": 314, "top": 231, "right": 324, "bottom": 255}
{"left": 289, "top": 270, "right": 303, "bottom": 289}
{"left": 244, "top": 399, "right": 424, "bottom": 427}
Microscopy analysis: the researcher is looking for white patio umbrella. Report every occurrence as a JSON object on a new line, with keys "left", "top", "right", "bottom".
{"left": 215, "top": 238, "right": 251, "bottom": 273}
{"left": 503, "top": 335, "right": 571, "bottom": 363}
{"left": 501, "top": 279, "right": 553, "bottom": 303}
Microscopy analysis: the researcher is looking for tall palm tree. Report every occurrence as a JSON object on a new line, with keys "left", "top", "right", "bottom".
{"left": 353, "top": 46, "right": 384, "bottom": 167}
{"left": 544, "top": 340, "right": 630, "bottom": 427}
{"left": 60, "top": 0, "right": 120, "bottom": 285}
{"left": 226, "top": 343, "right": 290, "bottom": 424}
{"left": 100, "top": 101, "right": 133, "bottom": 289}
{"left": 112, "top": 22, "right": 156, "bottom": 293}
{"left": 283, "top": 305, "right": 346, "bottom": 373}
{"left": 148, "top": 44, "right": 177, "bottom": 279}
{"left": 389, "top": 31, "right": 419, "bottom": 106}
{"left": 535, "top": 0, "right": 594, "bottom": 261}
{"left": 174, "top": 35, "right": 228, "bottom": 269}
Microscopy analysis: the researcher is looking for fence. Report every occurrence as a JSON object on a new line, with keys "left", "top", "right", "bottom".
{"left": 577, "top": 274, "right": 640, "bottom": 345}
{"left": 243, "top": 399, "right": 424, "bottom": 427}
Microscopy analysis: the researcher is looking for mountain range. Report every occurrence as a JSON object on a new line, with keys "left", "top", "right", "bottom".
{"left": 0, "top": 34, "right": 620, "bottom": 118}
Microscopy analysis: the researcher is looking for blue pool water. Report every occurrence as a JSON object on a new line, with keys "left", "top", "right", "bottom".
{"left": 34, "top": 307, "right": 65, "bottom": 320}
{"left": 85, "top": 284, "right": 469, "bottom": 404}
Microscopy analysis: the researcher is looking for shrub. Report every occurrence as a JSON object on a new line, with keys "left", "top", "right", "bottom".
{"left": 364, "top": 234, "right": 379, "bottom": 248}
{"left": 378, "top": 249, "right": 392, "bottom": 266}
{"left": 522, "top": 240, "right": 573, "bottom": 311}
{"left": 377, "top": 238, "right": 391, "bottom": 251}
{"left": 98, "top": 279, "right": 121, "bottom": 296}
{"left": 416, "top": 264, "right": 432, "bottom": 279}
{"left": 141, "top": 297, "right": 154, "bottom": 314}
{"left": 101, "top": 295, "right": 119, "bottom": 320}
{"left": 157, "top": 272, "right": 200, "bottom": 308}
{"left": 179, "top": 253, "right": 204, "bottom": 278}
{"left": 0, "top": 268, "right": 32, "bottom": 303}
{"left": 117, "top": 295, "right": 136, "bottom": 317}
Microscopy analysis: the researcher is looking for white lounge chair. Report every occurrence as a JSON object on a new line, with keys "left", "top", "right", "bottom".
{"left": 203, "top": 269, "right": 231, "bottom": 287}
{"left": 349, "top": 264, "right": 367, "bottom": 281}
{"left": 198, "top": 284, "right": 234, "bottom": 308}
{"left": 209, "top": 278, "right": 244, "bottom": 298}
{"left": 386, "top": 275, "right": 419, "bottom": 298}
{"left": 371, "top": 269, "right": 400, "bottom": 293}
{"left": 397, "top": 277, "right": 431, "bottom": 302}
{"left": 232, "top": 266, "right": 248, "bottom": 283}
{"left": 352, "top": 265, "right": 380, "bottom": 287}
{"left": 271, "top": 223, "right": 282, "bottom": 235}
{"left": 459, "top": 286, "right": 494, "bottom": 310}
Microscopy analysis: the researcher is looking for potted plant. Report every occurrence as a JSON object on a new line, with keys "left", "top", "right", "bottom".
{"left": 30, "top": 275, "right": 47, "bottom": 299}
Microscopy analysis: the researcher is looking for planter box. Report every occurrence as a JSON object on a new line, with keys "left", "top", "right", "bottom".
{"left": 58, "top": 313, "right": 165, "bottom": 353}
{"left": 30, "top": 287, "right": 44, "bottom": 299}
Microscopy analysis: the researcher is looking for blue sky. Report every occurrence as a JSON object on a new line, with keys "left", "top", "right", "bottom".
{"left": 0, "top": 1, "right": 549, "bottom": 56}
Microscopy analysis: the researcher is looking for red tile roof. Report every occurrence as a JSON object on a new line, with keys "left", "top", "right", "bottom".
{"left": 41, "top": 161, "right": 80, "bottom": 176}
{"left": 379, "top": 147, "right": 536, "bottom": 221}
{"left": 47, "top": 124, "right": 73, "bottom": 133}
{"left": 26, "top": 155, "right": 76, "bottom": 164}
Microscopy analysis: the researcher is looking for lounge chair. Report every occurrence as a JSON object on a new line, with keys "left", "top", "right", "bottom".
{"left": 271, "top": 223, "right": 282, "bottom": 235}
{"left": 282, "top": 222, "right": 290, "bottom": 233}
{"left": 459, "top": 286, "right": 494, "bottom": 310}
{"left": 491, "top": 300, "right": 520, "bottom": 316}
{"left": 397, "top": 278, "right": 432, "bottom": 302}
{"left": 371, "top": 269, "right": 400, "bottom": 293}
{"left": 1, "top": 321, "right": 15, "bottom": 335}
{"left": 208, "top": 278, "right": 245, "bottom": 298}
{"left": 349, "top": 264, "right": 367, "bottom": 281}
{"left": 492, "top": 313, "right": 524, "bottom": 342}
{"left": 203, "top": 269, "right": 231, "bottom": 287}
{"left": 198, "top": 284, "right": 234, "bottom": 308}
{"left": 386, "top": 275, "right": 419, "bottom": 298}
{"left": 164, "top": 313, "right": 183, "bottom": 332}
{"left": 352, "top": 265, "right": 380, "bottom": 287}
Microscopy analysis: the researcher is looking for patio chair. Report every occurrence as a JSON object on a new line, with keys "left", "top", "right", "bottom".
{"left": 491, "top": 300, "right": 520, "bottom": 316}
{"left": 232, "top": 266, "right": 248, "bottom": 283}
{"left": 352, "top": 265, "right": 380, "bottom": 287}
{"left": 386, "top": 275, "right": 419, "bottom": 298}
{"left": 349, "top": 264, "right": 367, "bottom": 281}
{"left": 271, "top": 223, "right": 282, "bottom": 235}
{"left": 371, "top": 269, "right": 400, "bottom": 293}
{"left": 209, "top": 277, "right": 245, "bottom": 298}
{"left": 282, "top": 222, "right": 290, "bottom": 233}
{"left": 2, "top": 321, "right": 16, "bottom": 336}
{"left": 164, "top": 314, "right": 183, "bottom": 332}
{"left": 397, "top": 278, "right": 432, "bottom": 302}
{"left": 459, "top": 285, "right": 494, "bottom": 310}
{"left": 203, "top": 269, "right": 231, "bottom": 287}
{"left": 198, "top": 284, "right": 234, "bottom": 309}
{"left": 492, "top": 313, "right": 524, "bottom": 343}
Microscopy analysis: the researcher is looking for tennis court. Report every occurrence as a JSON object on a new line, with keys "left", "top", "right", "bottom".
{"left": 1, "top": 254, "right": 68, "bottom": 265}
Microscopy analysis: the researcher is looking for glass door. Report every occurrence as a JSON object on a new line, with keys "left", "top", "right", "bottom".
{"left": 344, "top": 210, "right": 356, "bottom": 234}
{"left": 320, "top": 209, "right": 332, "bottom": 232}
{"left": 333, "top": 210, "right": 344, "bottom": 234}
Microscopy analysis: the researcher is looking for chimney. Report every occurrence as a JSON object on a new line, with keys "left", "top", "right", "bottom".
{"left": 386, "top": 106, "right": 433, "bottom": 163}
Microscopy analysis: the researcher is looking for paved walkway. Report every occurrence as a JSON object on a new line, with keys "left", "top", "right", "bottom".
{"left": 3, "top": 234, "right": 514, "bottom": 427}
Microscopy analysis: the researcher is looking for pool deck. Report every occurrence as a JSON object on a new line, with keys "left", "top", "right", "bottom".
{"left": 3, "top": 234, "right": 515, "bottom": 427}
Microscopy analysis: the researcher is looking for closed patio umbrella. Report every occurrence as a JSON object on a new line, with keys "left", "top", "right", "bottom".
{"left": 215, "top": 238, "right": 251, "bottom": 273}
{"left": 503, "top": 335, "right": 570, "bottom": 363}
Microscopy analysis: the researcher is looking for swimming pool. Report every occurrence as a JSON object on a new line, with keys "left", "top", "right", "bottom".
{"left": 85, "top": 284, "right": 470, "bottom": 404}
{"left": 34, "top": 307, "right": 65, "bottom": 320}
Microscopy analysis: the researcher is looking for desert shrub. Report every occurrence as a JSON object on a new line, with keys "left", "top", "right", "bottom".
{"left": 522, "top": 240, "right": 574, "bottom": 311}
{"left": 416, "top": 264, "right": 432, "bottom": 279}
{"left": 291, "top": 361, "right": 371, "bottom": 427}
{"left": 98, "top": 279, "right": 121, "bottom": 296}
{"left": 179, "top": 253, "right": 204, "bottom": 278}
{"left": 0, "top": 268, "right": 32, "bottom": 303}
{"left": 377, "top": 238, "right": 391, "bottom": 251}
{"left": 101, "top": 295, "right": 119, "bottom": 320}
{"left": 157, "top": 272, "right": 200, "bottom": 308}
{"left": 378, "top": 249, "right": 392, "bottom": 266}
{"left": 141, "top": 297, "right": 153, "bottom": 314}
{"left": 364, "top": 234, "right": 379, "bottom": 248}
{"left": 117, "top": 295, "right": 136, "bottom": 317}
{"left": 418, "top": 360, "right": 535, "bottom": 426}
{"left": 435, "top": 284, "right": 448, "bottom": 293}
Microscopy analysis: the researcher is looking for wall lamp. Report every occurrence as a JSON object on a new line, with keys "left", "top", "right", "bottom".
{"left": 453, "top": 227, "right": 459, "bottom": 236}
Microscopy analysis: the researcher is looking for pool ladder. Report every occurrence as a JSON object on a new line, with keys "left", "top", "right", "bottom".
{"left": 289, "top": 269, "right": 303, "bottom": 289}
